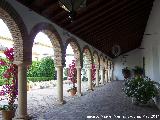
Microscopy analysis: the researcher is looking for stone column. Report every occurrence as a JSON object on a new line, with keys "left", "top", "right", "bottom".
{"left": 95, "top": 69, "right": 99, "bottom": 86}
{"left": 87, "top": 68, "right": 92, "bottom": 90}
{"left": 108, "top": 69, "right": 111, "bottom": 82}
{"left": 16, "top": 63, "right": 28, "bottom": 119}
{"left": 106, "top": 69, "right": 109, "bottom": 82}
{"left": 105, "top": 70, "right": 108, "bottom": 84}
{"left": 76, "top": 67, "right": 82, "bottom": 95}
{"left": 101, "top": 68, "right": 104, "bottom": 85}
{"left": 56, "top": 66, "right": 64, "bottom": 104}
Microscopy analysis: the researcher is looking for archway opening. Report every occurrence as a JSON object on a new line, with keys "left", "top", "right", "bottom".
{"left": 27, "top": 31, "right": 57, "bottom": 117}
{"left": 0, "top": 8, "right": 24, "bottom": 118}
{"left": 64, "top": 43, "right": 77, "bottom": 97}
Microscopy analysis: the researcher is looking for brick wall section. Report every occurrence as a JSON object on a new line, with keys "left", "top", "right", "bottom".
{"left": 82, "top": 45, "right": 93, "bottom": 68}
{"left": 0, "top": 0, "right": 29, "bottom": 64}
{"left": 100, "top": 54, "right": 105, "bottom": 69}
{"left": 65, "top": 37, "right": 81, "bottom": 67}
{"left": 29, "top": 22, "right": 64, "bottom": 66}
{"left": 93, "top": 50, "right": 100, "bottom": 69}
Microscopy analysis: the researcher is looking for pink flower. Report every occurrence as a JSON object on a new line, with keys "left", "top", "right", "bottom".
{"left": 0, "top": 60, "right": 6, "bottom": 66}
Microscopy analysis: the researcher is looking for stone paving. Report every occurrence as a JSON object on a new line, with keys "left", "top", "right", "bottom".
{"left": 1, "top": 80, "right": 160, "bottom": 120}
{"left": 28, "top": 81, "right": 160, "bottom": 120}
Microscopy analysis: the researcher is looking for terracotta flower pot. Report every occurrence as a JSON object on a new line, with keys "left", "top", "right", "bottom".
{"left": 2, "top": 110, "right": 15, "bottom": 120}
{"left": 69, "top": 89, "right": 77, "bottom": 96}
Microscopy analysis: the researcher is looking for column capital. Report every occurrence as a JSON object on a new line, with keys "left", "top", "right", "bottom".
{"left": 76, "top": 66, "right": 81, "bottom": 69}
{"left": 13, "top": 61, "right": 31, "bottom": 66}
{"left": 55, "top": 65, "right": 63, "bottom": 68}
{"left": 100, "top": 66, "right": 104, "bottom": 70}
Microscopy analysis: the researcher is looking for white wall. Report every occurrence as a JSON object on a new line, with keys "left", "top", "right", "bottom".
{"left": 141, "top": 0, "right": 160, "bottom": 83}
{"left": 113, "top": 0, "right": 160, "bottom": 83}
{"left": 113, "top": 49, "right": 142, "bottom": 80}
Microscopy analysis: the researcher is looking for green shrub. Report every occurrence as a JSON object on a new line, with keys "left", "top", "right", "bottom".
{"left": 123, "top": 77, "right": 158, "bottom": 104}
{"left": 27, "top": 77, "right": 53, "bottom": 82}
{"left": 63, "top": 77, "right": 67, "bottom": 80}
{"left": 27, "top": 61, "right": 41, "bottom": 77}
{"left": 0, "top": 58, "right": 7, "bottom": 79}
{"left": 0, "top": 79, "right": 5, "bottom": 86}
{"left": 27, "top": 57, "right": 55, "bottom": 78}
{"left": 38, "top": 57, "right": 55, "bottom": 77}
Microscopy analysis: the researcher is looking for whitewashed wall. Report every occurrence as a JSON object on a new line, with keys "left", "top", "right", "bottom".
{"left": 113, "top": 0, "right": 160, "bottom": 83}
{"left": 113, "top": 49, "right": 142, "bottom": 80}
{"left": 141, "top": 0, "right": 160, "bottom": 83}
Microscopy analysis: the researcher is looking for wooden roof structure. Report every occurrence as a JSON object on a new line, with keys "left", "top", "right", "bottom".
{"left": 16, "top": 0, "right": 154, "bottom": 58}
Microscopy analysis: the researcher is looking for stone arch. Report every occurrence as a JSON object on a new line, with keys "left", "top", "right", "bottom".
{"left": 65, "top": 37, "right": 81, "bottom": 67}
{"left": 100, "top": 54, "right": 105, "bottom": 69}
{"left": 93, "top": 50, "right": 100, "bottom": 69}
{"left": 29, "top": 22, "right": 64, "bottom": 66}
{"left": 0, "top": 0, "right": 28, "bottom": 64}
{"left": 82, "top": 45, "right": 93, "bottom": 68}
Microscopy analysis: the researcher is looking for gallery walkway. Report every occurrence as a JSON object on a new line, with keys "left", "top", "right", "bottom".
{"left": 30, "top": 81, "right": 160, "bottom": 120}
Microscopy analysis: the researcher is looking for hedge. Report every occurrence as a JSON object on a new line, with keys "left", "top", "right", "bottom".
{"left": 27, "top": 57, "right": 55, "bottom": 78}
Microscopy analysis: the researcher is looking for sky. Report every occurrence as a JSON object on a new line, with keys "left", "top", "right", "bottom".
{"left": 0, "top": 19, "right": 12, "bottom": 39}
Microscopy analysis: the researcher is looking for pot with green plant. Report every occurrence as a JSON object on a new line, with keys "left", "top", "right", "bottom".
{"left": 132, "top": 66, "right": 144, "bottom": 77}
{"left": 122, "top": 67, "right": 131, "bottom": 79}
{"left": 123, "top": 76, "right": 158, "bottom": 105}
{"left": 67, "top": 60, "right": 77, "bottom": 96}
{"left": 0, "top": 48, "right": 18, "bottom": 120}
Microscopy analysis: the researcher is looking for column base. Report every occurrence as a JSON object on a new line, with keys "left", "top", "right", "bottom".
{"left": 96, "top": 85, "right": 99, "bottom": 87}
{"left": 76, "top": 93, "right": 83, "bottom": 96}
{"left": 55, "top": 100, "right": 66, "bottom": 105}
{"left": 13, "top": 115, "right": 29, "bottom": 120}
{"left": 87, "top": 88, "right": 94, "bottom": 91}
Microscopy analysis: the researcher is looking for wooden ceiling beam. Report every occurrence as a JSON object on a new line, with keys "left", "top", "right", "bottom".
{"left": 72, "top": 0, "right": 151, "bottom": 34}
{"left": 65, "top": 0, "right": 124, "bottom": 29}
{"left": 78, "top": 10, "right": 149, "bottom": 39}
{"left": 69, "top": 0, "right": 141, "bottom": 32}
{"left": 51, "top": 0, "right": 94, "bottom": 22}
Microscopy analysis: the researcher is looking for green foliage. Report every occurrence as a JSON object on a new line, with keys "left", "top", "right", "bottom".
{"left": 27, "top": 77, "right": 53, "bottom": 82}
{"left": 132, "top": 66, "right": 143, "bottom": 76}
{"left": 0, "top": 58, "right": 7, "bottom": 79}
{"left": 122, "top": 67, "right": 131, "bottom": 79}
{"left": 123, "top": 77, "right": 158, "bottom": 104}
{"left": 39, "top": 57, "right": 55, "bottom": 77}
{"left": 63, "top": 77, "right": 67, "bottom": 80}
{"left": 0, "top": 79, "right": 5, "bottom": 86}
{"left": 27, "top": 57, "right": 55, "bottom": 78}
{"left": 27, "top": 61, "right": 41, "bottom": 77}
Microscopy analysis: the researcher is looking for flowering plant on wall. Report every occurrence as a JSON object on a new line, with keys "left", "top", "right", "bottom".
{"left": 0, "top": 48, "right": 18, "bottom": 110}
{"left": 67, "top": 60, "right": 77, "bottom": 95}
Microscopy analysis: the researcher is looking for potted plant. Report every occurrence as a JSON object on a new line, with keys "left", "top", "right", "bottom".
{"left": 67, "top": 60, "right": 77, "bottom": 96}
{"left": 0, "top": 48, "right": 18, "bottom": 120}
{"left": 123, "top": 76, "right": 158, "bottom": 104}
{"left": 122, "top": 67, "right": 131, "bottom": 79}
{"left": 132, "top": 66, "right": 144, "bottom": 77}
